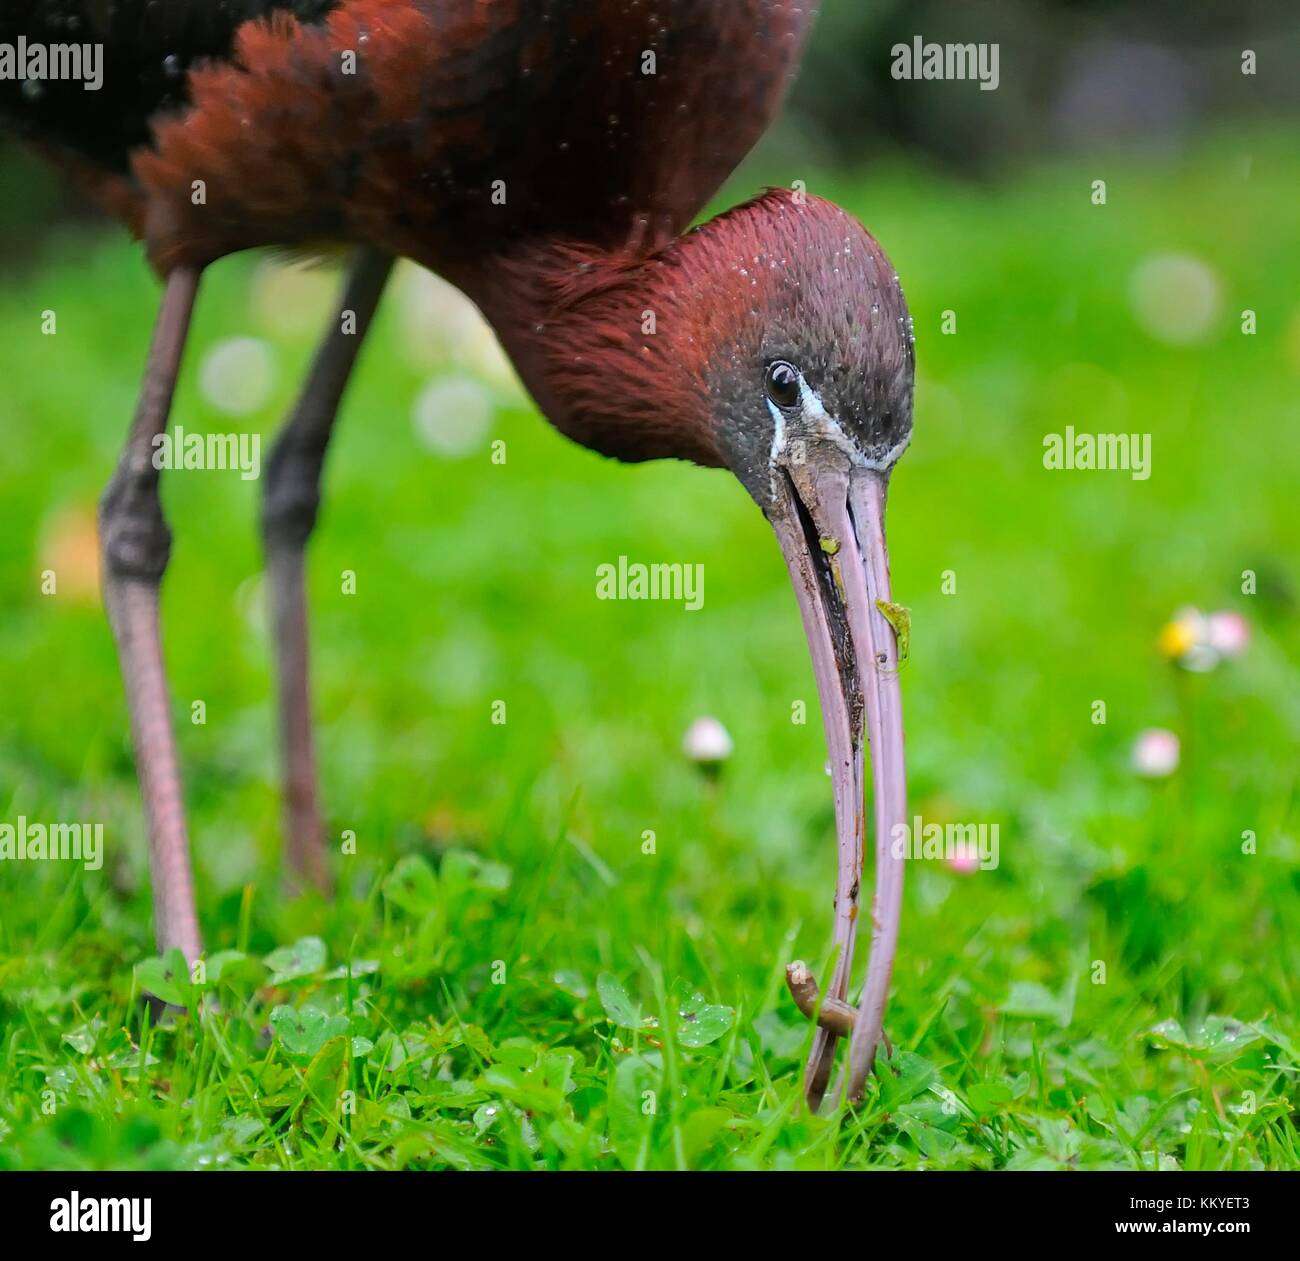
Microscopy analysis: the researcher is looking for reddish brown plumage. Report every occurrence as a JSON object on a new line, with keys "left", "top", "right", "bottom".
{"left": 135, "top": 3, "right": 432, "bottom": 268}
{"left": 106, "top": 1, "right": 815, "bottom": 278}
{"left": 9, "top": 2, "right": 834, "bottom": 473}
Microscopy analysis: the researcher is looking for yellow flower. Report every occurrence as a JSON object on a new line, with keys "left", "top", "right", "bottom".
{"left": 1157, "top": 617, "right": 1197, "bottom": 661}
{"left": 1157, "top": 606, "right": 1222, "bottom": 672}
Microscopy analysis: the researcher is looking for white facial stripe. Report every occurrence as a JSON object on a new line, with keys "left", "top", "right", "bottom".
{"left": 766, "top": 398, "right": 786, "bottom": 469}
{"left": 767, "top": 371, "right": 909, "bottom": 473}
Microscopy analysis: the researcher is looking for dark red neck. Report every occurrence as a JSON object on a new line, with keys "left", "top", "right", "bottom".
{"left": 464, "top": 231, "right": 727, "bottom": 469}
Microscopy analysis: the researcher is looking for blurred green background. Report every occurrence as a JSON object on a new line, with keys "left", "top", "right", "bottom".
{"left": 0, "top": 3, "right": 1297, "bottom": 1170}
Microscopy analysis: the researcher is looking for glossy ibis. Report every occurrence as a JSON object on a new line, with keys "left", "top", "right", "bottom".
{"left": 2, "top": 0, "right": 914, "bottom": 1109}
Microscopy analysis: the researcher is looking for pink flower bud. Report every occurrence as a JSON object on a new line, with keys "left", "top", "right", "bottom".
{"left": 1132, "top": 728, "right": 1180, "bottom": 778}
{"left": 1207, "top": 610, "right": 1250, "bottom": 659}
{"left": 682, "top": 717, "right": 733, "bottom": 766}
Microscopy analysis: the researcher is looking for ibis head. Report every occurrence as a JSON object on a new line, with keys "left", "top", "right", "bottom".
{"left": 484, "top": 187, "right": 915, "bottom": 1107}
{"left": 695, "top": 190, "right": 915, "bottom": 1108}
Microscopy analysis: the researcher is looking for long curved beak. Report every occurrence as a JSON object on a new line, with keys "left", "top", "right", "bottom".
{"left": 768, "top": 458, "right": 907, "bottom": 1111}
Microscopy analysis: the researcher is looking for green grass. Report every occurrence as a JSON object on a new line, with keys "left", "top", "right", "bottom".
{"left": 0, "top": 130, "right": 1297, "bottom": 1170}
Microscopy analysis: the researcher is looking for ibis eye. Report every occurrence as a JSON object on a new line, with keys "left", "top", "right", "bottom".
{"left": 765, "top": 360, "right": 801, "bottom": 410}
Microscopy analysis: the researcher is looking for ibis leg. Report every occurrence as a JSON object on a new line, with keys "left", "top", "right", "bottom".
{"left": 99, "top": 266, "right": 203, "bottom": 962}
{"left": 261, "top": 247, "right": 392, "bottom": 892}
